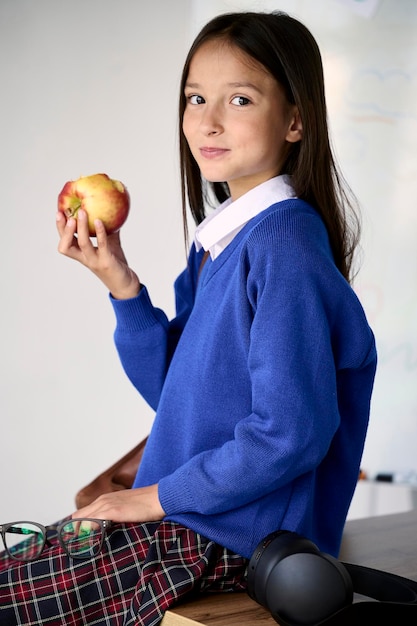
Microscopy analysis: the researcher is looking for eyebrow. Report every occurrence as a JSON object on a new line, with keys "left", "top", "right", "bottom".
{"left": 185, "top": 81, "right": 263, "bottom": 94}
{"left": 227, "top": 82, "right": 263, "bottom": 93}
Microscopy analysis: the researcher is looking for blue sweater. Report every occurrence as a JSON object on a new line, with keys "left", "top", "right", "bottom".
{"left": 111, "top": 198, "right": 377, "bottom": 560}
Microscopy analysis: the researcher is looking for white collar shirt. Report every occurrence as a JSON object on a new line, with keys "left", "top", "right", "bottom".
{"left": 194, "top": 175, "right": 296, "bottom": 260}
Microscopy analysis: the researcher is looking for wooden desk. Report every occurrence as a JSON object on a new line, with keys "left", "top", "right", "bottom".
{"left": 339, "top": 507, "right": 417, "bottom": 579}
{"left": 161, "top": 509, "right": 417, "bottom": 625}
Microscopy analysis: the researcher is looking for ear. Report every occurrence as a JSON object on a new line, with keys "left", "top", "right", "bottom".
{"left": 285, "top": 106, "right": 303, "bottom": 143}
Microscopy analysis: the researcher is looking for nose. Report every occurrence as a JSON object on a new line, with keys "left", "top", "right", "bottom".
{"left": 200, "top": 103, "right": 223, "bottom": 136}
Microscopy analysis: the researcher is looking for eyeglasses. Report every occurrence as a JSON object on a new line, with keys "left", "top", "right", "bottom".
{"left": 0, "top": 518, "right": 112, "bottom": 561}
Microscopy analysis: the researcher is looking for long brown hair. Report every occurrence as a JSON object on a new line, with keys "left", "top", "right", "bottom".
{"left": 179, "top": 11, "right": 361, "bottom": 282}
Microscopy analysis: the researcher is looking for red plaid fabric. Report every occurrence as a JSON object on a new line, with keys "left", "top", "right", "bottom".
{"left": 0, "top": 520, "right": 248, "bottom": 625}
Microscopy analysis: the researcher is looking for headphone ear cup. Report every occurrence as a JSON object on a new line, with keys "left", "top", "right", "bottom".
{"left": 248, "top": 531, "right": 353, "bottom": 625}
{"left": 248, "top": 531, "right": 315, "bottom": 607}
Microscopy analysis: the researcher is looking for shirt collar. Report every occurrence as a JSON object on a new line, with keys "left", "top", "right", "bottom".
{"left": 194, "top": 175, "right": 296, "bottom": 260}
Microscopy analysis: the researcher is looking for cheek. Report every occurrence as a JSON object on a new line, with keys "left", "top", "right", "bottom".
{"left": 182, "top": 115, "right": 199, "bottom": 161}
{"left": 242, "top": 123, "right": 273, "bottom": 154}
{"left": 182, "top": 110, "right": 194, "bottom": 142}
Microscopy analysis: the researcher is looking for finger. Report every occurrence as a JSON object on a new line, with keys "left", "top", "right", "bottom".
{"left": 56, "top": 211, "right": 76, "bottom": 239}
{"left": 75, "top": 209, "right": 93, "bottom": 249}
{"left": 73, "top": 491, "right": 130, "bottom": 521}
{"left": 94, "top": 219, "right": 108, "bottom": 250}
{"left": 72, "top": 491, "right": 113, "bottom": 516}
{"left": 68, "top": 519, "right": 82, "bottom": 535}
{"left": 106, "top": 230, "right": 129, "bottom": 267}
{"left": 56, "top": 210, "right": 68, "bottom": 236}
{"left": 57, "top": 215, "right": 80, "bottom": 257}
{"left": 72, "top": 504, "right": 94, "bottom": 520}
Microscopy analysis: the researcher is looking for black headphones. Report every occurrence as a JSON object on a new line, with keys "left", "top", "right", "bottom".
{"left": 247, "top": 530, "right": 417, "bottom": 625}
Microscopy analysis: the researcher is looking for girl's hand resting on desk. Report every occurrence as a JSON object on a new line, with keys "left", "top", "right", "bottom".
{"left": 56, "top": 208, "right": 141, "bottom": 300}
{"left": 72, "top": 484, "right": 166, "bottom": 523}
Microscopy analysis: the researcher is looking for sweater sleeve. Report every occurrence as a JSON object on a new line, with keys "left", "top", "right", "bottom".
{"left": 111, "top": 245, "right": 204, "bottom": 410}
{"left": 158, "top": 210, "right": 376, "bottom": 517}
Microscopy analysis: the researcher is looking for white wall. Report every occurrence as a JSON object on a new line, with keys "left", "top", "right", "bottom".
{"left": 1, "top": 0, "right": 417, "bottom": 526}
{"left": 0, "top": 0, "right": 192, "bottom": 523}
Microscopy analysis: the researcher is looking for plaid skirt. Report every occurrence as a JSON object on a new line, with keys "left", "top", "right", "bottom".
{"left": 0, "top": 520, "right": 248, "bottom": 626}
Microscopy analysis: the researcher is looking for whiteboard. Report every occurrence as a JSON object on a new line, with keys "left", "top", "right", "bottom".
{"left": 191, "top": 0, "right": 417, "bottom": 478}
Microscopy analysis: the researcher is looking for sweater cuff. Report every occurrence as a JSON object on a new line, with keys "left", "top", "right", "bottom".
{"left": 109, "top": 285, "right": 162, "bottom": 332}
{"left": 158, "top": 472, "right": 196, "bottom": 516}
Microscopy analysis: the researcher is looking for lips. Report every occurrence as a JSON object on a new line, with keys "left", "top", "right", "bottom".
{"left": 199, "top": 147, "right": 230, "bottom": 159}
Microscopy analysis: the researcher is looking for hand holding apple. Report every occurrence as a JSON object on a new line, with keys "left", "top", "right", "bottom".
{"left": 57, "top": 173, "right": 130, "bottom": 236}
{"left": 56, "top": 174, "right": 140, "bottom": 299}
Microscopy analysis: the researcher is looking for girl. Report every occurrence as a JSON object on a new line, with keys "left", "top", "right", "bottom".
{"left": 0, "top": 11, "right": 376, "bottom": 625}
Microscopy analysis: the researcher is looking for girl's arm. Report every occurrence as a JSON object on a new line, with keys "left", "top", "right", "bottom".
{"left": 111, "top": 245, "right": 203, "bottom": 409}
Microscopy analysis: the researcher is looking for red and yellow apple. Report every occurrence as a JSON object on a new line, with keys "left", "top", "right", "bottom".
{"left": 57, "top": 173, "right": 130, "bottom": 236}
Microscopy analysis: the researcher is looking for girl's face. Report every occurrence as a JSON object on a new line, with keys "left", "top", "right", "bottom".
{"left": 183, "top": 39, "right": 302, "bottom": 200}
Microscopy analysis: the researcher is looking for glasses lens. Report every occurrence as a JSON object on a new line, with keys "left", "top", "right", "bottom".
{"left": 4, "top": 522, "right": 45, "bottom": 561}
{"left": 60, "top": 520, "right": 104, "bottom": 558}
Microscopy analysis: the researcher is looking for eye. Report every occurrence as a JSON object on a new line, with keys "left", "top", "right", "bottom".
{"left": 231, "top": 96, "right": 251, "bottom": 106}
{"left": 187, "top": 94, "right": 205, "bottom": 105}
